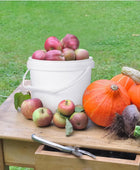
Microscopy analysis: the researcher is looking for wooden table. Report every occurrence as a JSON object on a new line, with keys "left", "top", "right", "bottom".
{"left": 0, "top": 82, "right": 140, "bottom": 170}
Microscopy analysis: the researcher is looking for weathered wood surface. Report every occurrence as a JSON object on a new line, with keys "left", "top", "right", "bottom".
{"left": 0, "top": 81, "right": 140, "bottom": 154}
{"left": 3, "top": 139, "right": 39, "bottom": 168}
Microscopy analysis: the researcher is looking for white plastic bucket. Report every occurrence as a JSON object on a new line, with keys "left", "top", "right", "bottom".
{"left": 23, "top": 57, "right": 94, "bottom": 113}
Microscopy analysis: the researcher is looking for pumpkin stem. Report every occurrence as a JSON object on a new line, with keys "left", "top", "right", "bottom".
{"left": 111, "top": 84, "right": 118, "bottom": 91}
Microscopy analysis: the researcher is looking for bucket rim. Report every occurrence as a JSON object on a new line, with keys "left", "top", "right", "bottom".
{"left": 28, "top": 56, "right": 93, "bottom": 63}
{"left": 27, "top": 56, "right": 94, "bottom": 71}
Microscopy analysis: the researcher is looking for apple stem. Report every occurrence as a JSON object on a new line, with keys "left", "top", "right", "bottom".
{"left": 65, "top": 100, "right": 68, "bottom": 105}
{"left": 41, "top": 109, "right": 44, "bottom": 114}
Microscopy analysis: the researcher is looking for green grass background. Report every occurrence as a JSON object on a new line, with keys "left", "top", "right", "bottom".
{"left": 0, "top": 1, "right": 140, "bottom": 170}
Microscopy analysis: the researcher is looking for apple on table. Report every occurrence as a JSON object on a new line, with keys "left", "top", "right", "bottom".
{"left": 57, "top": 99, "right": 75, "bottom": 116}
{"left": 33, "top": 107, "right": 53, "bottom": 127}
{"left": 53, "top": 112, "right": 66, "bottom": 128}
{"left": 21, "top": 98, "right": 43, "bottom": 120}
{"left": 70, "top": 112, "right": 88, "bottom": 130}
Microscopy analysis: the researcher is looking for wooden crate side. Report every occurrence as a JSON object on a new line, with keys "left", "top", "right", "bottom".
{"left": 35, "top": 145, "right": 140, "bottom": 170}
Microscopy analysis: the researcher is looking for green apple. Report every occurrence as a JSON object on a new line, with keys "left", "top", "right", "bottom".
{"left": 53, "top": 112, "right": 66, "bottom": 128}
{"left": 33, "top": 107, "right": 53, "bottom": 127}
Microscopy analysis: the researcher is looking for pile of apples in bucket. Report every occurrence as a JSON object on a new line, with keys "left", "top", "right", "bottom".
{"left": 32, "top": 34, "right": 89, "bottom": 61}
{"left": 15, "top": 34, "right": 90, "bottom": 136}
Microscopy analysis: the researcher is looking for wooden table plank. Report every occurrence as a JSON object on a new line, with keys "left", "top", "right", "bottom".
{"left": 0, "top": 81, "right": 140, "bottom": 154}
{"left": 0, "top": 140, "right": 5, "bottom": 170}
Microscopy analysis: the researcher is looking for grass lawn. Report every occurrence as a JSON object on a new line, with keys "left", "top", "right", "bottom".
{"left": 10, "top": 167, "right": 33, "bottom": 170}
{"left": 0, "top": 1, "right": 140, "bottom": 170}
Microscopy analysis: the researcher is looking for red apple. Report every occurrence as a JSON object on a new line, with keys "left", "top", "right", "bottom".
{"left": 70, "top": 112, "right": 88, "bottom": 130}
{"left": 21, "top": 98, "right": 43, "bottom": 119}
{"left": 32, "top": 107, "right": 53, "bottom": 127}
{"left": 44, "top": 36, "right": 62, "bottom": 51}
{"left": 75, "top": 49, "right": 89, "bottom": 60}
{"left": 32, "top": 50, "right": 46, "bottom": 60}
{"left": 58, "top": 99, "right": 75, "bottom": 116}
{"left": 53, "top": 112, "right": 66, "bottom": 128}
{"left": 62, "top": 48, "right": 75, "bottom": 61}
{"left": 61, "top": 34, "right": 79, "bottom": 50}
{"left": 45, "top": 50, "right": 65, "bottom": 61}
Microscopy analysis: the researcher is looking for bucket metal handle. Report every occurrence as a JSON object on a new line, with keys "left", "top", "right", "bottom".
{"left": 22, "top": 65, "right": 94, "bottom": 94}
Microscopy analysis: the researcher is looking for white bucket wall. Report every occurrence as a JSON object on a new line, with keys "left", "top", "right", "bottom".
{"left": 23, "top": 57, "right": 94, "bottom": 113}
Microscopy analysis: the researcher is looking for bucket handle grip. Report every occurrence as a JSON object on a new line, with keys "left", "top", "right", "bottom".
{"left": 22, "top": 67, "right": 92, "bottom": 94}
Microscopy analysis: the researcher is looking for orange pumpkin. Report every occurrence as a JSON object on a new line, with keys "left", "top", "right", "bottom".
{"left": 111, "top": 74, "right": 135, "bottom": 91}
{"left": 128, "top": 84, "right": 140, "bottom": 111}
{"left": 83, "top": 79, "right": 131, "bottom": 127}
{"left": 122, "top": 67, "right": 140, "bottom": 111}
